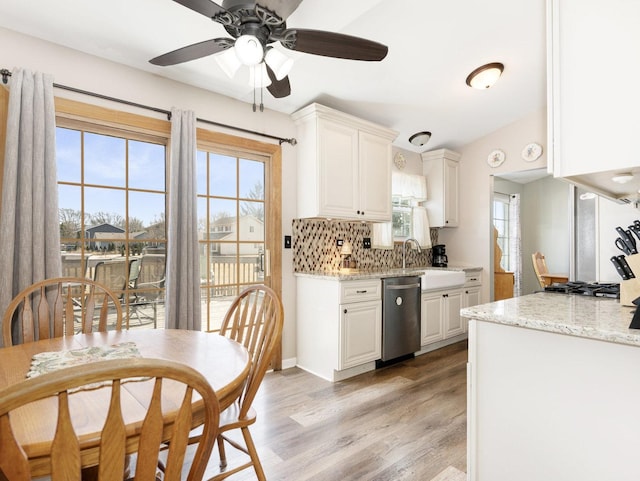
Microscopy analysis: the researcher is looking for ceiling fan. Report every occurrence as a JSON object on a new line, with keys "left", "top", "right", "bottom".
{"left": 150, "top": 0, "right": 388, "bottom": 101}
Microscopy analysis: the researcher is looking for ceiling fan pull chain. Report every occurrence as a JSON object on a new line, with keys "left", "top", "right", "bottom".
{"left": 252, "top": 65, "right": 257, "bottom": 112}
{"left": 260, "top": 68, "right": 264, "bottom": 112}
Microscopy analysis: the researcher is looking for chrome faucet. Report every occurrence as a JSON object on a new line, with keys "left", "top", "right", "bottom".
{"left": 402, "top": 238, "right": 421, "bottom": 269}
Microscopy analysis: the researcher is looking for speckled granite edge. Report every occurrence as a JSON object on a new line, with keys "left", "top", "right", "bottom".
{"left": 294, "top": 265, "right": 482, "bottom": 280}
{"left": 462, "top": 292, "right": 640, "bottom": 347}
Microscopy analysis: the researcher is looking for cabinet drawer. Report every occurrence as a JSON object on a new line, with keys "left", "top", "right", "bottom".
{"left": 465, "top": 271, "right": 482, "bottom": 287}
{"left": 340, "top": 279, "right": 381, "bottom": 303}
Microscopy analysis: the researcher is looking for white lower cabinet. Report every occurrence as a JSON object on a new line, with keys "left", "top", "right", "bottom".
{"left": 297, "top": 276, "right": 382, "bottom": 382}
{"left": 421, "top": 288, "right": 464, "bottom": 346}
{"left": 462, "top": 270, "right": 482, "bottom": 332}
{"left": 421, "top": 291, "right": 444, "bottom": 345}
{"left": 339, "top": 299, "right": 382, "bottom": 369}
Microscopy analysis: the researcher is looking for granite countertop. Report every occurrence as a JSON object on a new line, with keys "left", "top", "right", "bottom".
{"left": 295, "top": 265, "right": 482, "bottom": 281}
{"left": 461, "top": 292, "right": 640, "bottom": 347}
{"left": 294, "top": 267, "right": 427, "bottom": 281}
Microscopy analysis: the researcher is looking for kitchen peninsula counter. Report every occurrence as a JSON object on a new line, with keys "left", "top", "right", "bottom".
{"left": 461, "top": 291, "right": 638, "bottom": 347}
{"left": 464, "top": 292, "right": 640, "bottom": 481}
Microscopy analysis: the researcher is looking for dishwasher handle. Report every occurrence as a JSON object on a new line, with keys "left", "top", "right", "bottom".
{"left": 386, "top": 283, "right": 421, "bottom": 290}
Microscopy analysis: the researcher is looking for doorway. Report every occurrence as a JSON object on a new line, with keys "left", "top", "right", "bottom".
{"left": 490, "top": 168, "right": 571, "bottom": 298}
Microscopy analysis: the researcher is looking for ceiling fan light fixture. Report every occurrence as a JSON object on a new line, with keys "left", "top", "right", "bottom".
{"left": 265, "top": 47, "right": 294, "bottom": 80}
{"left": 248, "top": 63, "right": 272, "bottom": 89}
{"left": 409, "top": 131, "right": 432, "bottom": 147}
{"left": 235, "top": 35, "right": 264, "bottom": 66}
{"left": 215, "top": 47, "right": 242, "bottom": 78}
{"left": 466, "top": 62, "right": 504, "bottom": 89}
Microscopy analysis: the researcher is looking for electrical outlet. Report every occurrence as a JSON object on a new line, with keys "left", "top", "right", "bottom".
{"left": 284, "top": 235, "right": 291, "bottom": 249}
{"left": 337, "top": 239, "right": 344, "bottom": 247}
{"left": 363, "top": 237, "right": 372, "bottom": 249}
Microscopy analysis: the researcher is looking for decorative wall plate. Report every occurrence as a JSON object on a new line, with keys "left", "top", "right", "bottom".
{"left": 394, "top": 152, "right": 406, "bottom": 170}
{"left": 521, "top": 142, "right": 543, "bottom": 162}
{"left": 487, "top": 149, "right": 506, "bottom": 168}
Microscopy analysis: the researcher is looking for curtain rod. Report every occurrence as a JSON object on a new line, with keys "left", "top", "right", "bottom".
{"left": 0, "top": 68, "right": 297, "bottom": 145}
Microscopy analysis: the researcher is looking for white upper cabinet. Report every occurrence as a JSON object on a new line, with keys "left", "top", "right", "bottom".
{"left": 421, "top": 149, "right": 461, "bottom": 228}
{"left": 548, "top": 0, "right": 640, "bottom": 201}
{"left": 292, "top": 103, "right": 398, "bottom": 221}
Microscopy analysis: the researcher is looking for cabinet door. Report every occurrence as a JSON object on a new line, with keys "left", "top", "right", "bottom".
{"left": 443, "top": 289, "right": 464, "bottom": 338}
{"left": 339, "top": 300, "right": 382, "bottom": 369}
{"left": 317, "top": 119, "right": 359, "bottom": 218}
{"left": 358, "top": 131, "right": 392, "bottom": 221}
{"left": 550, "top": 0, "right": 640, "bottom": 178}
{"left": 443, "top": 158, "right": 459, "bottom": 227}
{"left": 421, "top": 291, "right": 444, "bottom": 345}
{"left": 462, "top": 286, "right": 481, "bottom": 333}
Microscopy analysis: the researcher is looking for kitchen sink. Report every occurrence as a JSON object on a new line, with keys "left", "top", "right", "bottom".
{"left": 420, "top": 270, "right": 465, "bottom": 290}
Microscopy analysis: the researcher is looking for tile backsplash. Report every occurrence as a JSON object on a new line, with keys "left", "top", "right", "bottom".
{"left": 292, "top": 218, "right": 439, "bottom": 272}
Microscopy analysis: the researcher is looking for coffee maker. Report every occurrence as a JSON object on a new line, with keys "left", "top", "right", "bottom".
{"left": 432, "top": 244, "right": 448, "bottom": 267}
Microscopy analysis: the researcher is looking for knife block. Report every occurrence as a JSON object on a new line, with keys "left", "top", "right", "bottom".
{"left": 620, "top": 254, "right": 640, "bottom": 306}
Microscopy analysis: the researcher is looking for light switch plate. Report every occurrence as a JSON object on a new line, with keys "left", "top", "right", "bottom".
{"left": 337, "top": 239, "right": 344, "bottom": 247}
{"left": 284, "top": 235, "right": 291, "bottom": 249}
{"left": 363, "top": 237, "right": 371, "bottom": 249}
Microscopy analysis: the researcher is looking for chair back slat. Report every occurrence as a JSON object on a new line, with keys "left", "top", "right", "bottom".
{"left": 51, "top": 391, "right": 81, "bottom": 481}
{"left": 2, "top": 277, "right": 123, "bottom": 347}
{"left": 134, "top": 379, "right": 165, "bottom": 480}
{"left": 164, "top": 386, "right": 194, "bottom": 480}
{"left": 97, "top": 380, "right": 127, "bottom": 480}
{"left": 37, "top": 285, "right": 51, "bottom": 341}
{"left": 53, "top": 284, "right": 66, "bottom": 338}
{"left": 0, "top": 358, "right": 219, "bottom": 481}
{"left": 0, "top": 415, "right": 31, "bottom": 480}
{"left": 19, "top": 293, "right": 35, "bottom": 344}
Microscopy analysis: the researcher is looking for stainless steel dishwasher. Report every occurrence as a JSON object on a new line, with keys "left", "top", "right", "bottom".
{"left": 381, "top": 276, "right": 421, "bottom": 362}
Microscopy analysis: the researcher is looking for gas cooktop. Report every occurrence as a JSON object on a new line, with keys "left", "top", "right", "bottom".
{"left": 543, "top": 281, "right": 620, "bottom": 299}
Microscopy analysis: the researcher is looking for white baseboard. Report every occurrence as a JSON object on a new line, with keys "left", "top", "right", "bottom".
{"left": 281, "top": 357, "right": 297, "bottom": 370}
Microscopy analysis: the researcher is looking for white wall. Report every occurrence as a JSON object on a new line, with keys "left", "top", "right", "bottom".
{"left": 0, "top": 26, "right": 300, "bottom": 362}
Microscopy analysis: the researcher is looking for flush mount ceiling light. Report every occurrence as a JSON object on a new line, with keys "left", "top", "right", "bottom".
{"left": 466, "top": 62, "right": 504, "bottom": 89}
{"left": 409, "top": 131, "right": 432, "bottom": 147}
{"left": 612, "top": 173, "right": 634, "bottom": 184}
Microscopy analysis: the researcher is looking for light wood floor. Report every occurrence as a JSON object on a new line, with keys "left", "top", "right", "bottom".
{"left": 202, "top": 340, "right": 468, "bottom": 481}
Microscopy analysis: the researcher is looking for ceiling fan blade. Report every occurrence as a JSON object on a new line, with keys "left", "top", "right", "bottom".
{"left": 172, "top": 0, "right": 228, "bottom": 19}
{"left": 282, "top": 29, "right": 388, "bottom": 61}
{"left": 265, "top": 64, "right": 291, "bottom": 98}
{"left": 258, "top": 0, "right": 303, "bottom": 21}
{"left": 150, "top": 38, "right": 233, "bottom": 66}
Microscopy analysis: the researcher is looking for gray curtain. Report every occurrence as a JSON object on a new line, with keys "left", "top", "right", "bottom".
{"left": 0, "top": 68, "right": 61, "bottom": 346}
{"left": 165, "top": 108, "right": 201, "bottom": 330}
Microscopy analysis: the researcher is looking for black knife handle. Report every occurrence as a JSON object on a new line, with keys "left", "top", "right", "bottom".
{"left": 617, "top": 255, "right": 636, "bottom": 278}
{"left": 611, "top": 256, "right": 629, "bottom": 279}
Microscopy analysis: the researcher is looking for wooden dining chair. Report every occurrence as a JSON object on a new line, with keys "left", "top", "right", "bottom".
{"left": 191, "top": 285, "right": 284, "bottom": 481}
{"left": 2, "top": 277, "right": 123, "bottom": 347}
{"left": 532, "top": 251, "right": 549, "bottom": 288}
{"left": 0, "top": 358, "right": 220, "bottom": 481}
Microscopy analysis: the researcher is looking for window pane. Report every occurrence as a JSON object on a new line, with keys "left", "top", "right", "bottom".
{"left": 211, "top": 154, "right": 236, "bottom": 198}
{"left": 129, "top": 140, "right": 165, "bottom": 190}
{"left": 84, "top": 187, "right": 126, "bottom": 230}
{"left": 239, "top": 158, "right": 264, "bottom": 200}
{"left": 84, "top": 133, "right": 126, "bottom": 187}
{"left": 211, "top": 198, "right": 237, "bottom": 241}
{"left": 56, "top": 127, "right": 81, "bottom": 183}
{"left": 129, "top": 191, "right": 165, "bottom": 233}
{"left": 240, "top": 200, "right": 265, "bottom": 226}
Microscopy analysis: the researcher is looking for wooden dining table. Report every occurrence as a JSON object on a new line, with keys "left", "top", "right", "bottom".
{"left": 0, "top": 329, "right": 250, "bottom": 478}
